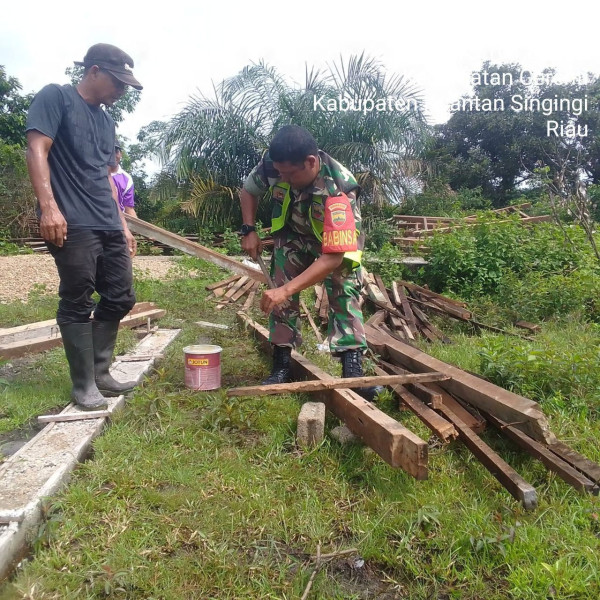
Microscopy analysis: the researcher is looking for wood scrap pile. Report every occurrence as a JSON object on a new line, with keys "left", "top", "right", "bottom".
{"left": 205, "top": 275, "right": 262, "bottom": 311}
{"left": 361, "top": 273, "right": 466, "bottom": 344}
{"left": 392, "top": 203, "right": 551, "bottom": 251}
{"left": 361, "top": 274, "right": 537, "bottom": 342}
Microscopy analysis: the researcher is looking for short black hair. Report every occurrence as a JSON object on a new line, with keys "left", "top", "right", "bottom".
{"left": 269, "top": 125, "right": 318, "bottom": 164}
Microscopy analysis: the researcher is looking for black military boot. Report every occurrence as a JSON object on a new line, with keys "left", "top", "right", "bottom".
{"left": 59, "top": 322, "right": 108, "bottom": 410}
{"left": 92, "top": 320, "right": 137, "bottom": 396}
{"left": 340, "top": 349, "right": 383, "bottom": 402}
{"left": 262, "top": 345, "right": 292, "bottom": 385}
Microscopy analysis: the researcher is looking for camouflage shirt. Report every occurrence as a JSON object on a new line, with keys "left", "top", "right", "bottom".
{"left": 243, "top": 150, "right": 364, "bottom": 249}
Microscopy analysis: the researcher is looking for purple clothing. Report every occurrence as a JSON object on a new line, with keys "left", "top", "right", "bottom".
{"left": 111, "top": 166, "right": 135, "bottom": 212}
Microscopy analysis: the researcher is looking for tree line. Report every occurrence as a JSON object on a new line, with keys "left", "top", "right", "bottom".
{"left": 1, "top": 57, "right": 599, "bottom": 239}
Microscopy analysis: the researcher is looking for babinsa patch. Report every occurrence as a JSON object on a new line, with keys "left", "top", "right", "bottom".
{"left": 322, "top": 193, "right": 357, "bottom": 253}
{"left": 328, "top": 202, "right": 348, "bottom": 226}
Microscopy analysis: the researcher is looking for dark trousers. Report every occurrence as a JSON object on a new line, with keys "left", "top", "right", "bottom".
{"left": 47, "top": 228, "right": 136, "bottom": 325}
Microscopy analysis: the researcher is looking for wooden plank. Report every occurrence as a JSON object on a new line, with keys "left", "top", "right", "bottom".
{"left": 409, "top": 295, "right": 472, "bottom": 321}
{"left": 227, "top": 373, "right": 450, "bottom": 397}
{"left": 216, "top": 276, "right": 252, "bottom": 308}
{"left": 379, "top": 360, "right": 443, "bottom": 408}
{"left": 437, "top": 404, "right": 538, "bottom": 509}
{"left": 241, "top": 283, "right": 260, "bottom": 312}
{"left": 409, "top": 305, "right": 450, "bottom": 343}
{"left": 514, "top": 320, "right": 541, "bottom": 333}
{"left": 483, "top": 412, "right": 598, "bottom": 494}
{"left": 0, "top": 309, "right": 166, "bottom": 360}
{"left": 228, "top": 277, "right": 256, "bottom": 303}
{"left": 212, "top": 279, "right": 239, "bottom": 298}
{"left": 237, "top": 312, "right": 428, "bottom": 478}
{"left": 398, "top": 281, "right": 468, "bottom": 308}
{"left": 125, "top": 214, "right": 267, "bottom": 283}
{"left": 365, "top": 310, "right": 386, "bottom": 327}
{"left": 364, "top": 324, "right": 555, "bottom": 444}
{"left": 300, "top": 299, "right": 324, "bottom": 343}
{"left": 393, "top": 283, "right": 419, "bottom": 336}
{"left": 374, "top": 366, "right": 457, "bottom": 442}
{"left": 0, "top": 302, "right": 157, "bottom": 344}
{"left": 38, "top": 410, "right": 112, "bottom": 424}
{"left": 545, "top": 441, "right": 600, "bottom": 484}
{"left": 373, "top": 274, "right": 393, "bottom": 306}
{"left": 425, "top": 382, "right": 487, "bottom": 433}
{"left": 314, "top": 284, "right": 323, "bottom": 313}
{"left": 205, "top": 274, "right": 242, "bottom": 291}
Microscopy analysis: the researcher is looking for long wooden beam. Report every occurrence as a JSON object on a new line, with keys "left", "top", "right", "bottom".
{"left": 483, "top": 412, "right": 598, "bottom": 494}
{"left": 238, "top": 312, "right": 428, "bottom": 479}
{"left": 365, "top": 324, "right": 555, "bottom": 444}
{"left": 125, "top": 214, "right": 267, "bottom": 283}
{"left": 227, "top": 373, "right": 449, "bottom": 398}
{"left": 437, "top": 404, "right": 538, "bottom": 510}
{"left": 373, "top": 366, "right": 457, "bottom": 442}
{"left": 0, "top": 306, "right": 166, "bottom": 360}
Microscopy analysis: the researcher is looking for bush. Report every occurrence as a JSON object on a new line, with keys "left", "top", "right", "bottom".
{"left": 422, "top": 219, "right": 595, "bottom": 298}
{"left": 402, "top": 182, "right": 491, "bottom": 217}
{"left": 478, "top": 330, "right": 600, "bottom": 414}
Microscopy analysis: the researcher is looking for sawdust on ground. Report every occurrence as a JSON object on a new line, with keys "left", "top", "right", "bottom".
{"left": 0, "top": 255, "right": 182, "bottom": 303}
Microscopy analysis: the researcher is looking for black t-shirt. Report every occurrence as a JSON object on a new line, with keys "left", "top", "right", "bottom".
{"left": 26, "top": 84, "right": 122, "bottom": 230}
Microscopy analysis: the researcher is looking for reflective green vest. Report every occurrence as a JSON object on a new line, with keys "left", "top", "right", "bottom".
{"left": 269, "top": 182, "right": 362, "bottom": 269}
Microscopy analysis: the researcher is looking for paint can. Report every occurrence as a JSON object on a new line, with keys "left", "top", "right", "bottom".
{"left": 184, "top": 344, "right": 222, "bottom": 390}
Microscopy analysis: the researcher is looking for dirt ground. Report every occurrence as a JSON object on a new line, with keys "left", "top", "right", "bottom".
{"left": 0, "top": 255, "right": 179, "bottom": 303}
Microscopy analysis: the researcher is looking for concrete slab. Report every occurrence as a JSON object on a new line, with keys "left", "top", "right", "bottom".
{"left": 0, "top": 328, "right": 180, "bottom": 581}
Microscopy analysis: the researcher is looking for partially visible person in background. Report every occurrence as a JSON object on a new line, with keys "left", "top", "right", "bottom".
{"left": 109, "top": 142, "right": 137, "bottom": 216}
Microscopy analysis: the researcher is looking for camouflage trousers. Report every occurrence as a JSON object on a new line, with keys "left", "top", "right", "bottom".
{"left": 269, "top": 229, "right": 367, "bottom": 354}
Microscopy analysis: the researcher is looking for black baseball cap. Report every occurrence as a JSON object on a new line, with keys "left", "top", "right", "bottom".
{"left": 75, "top": 43, "right": 143, "bottom": 90}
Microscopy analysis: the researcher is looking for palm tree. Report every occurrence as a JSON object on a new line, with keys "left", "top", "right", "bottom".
{"left": 153, "top": 53, "right": 430, "bottom": 229}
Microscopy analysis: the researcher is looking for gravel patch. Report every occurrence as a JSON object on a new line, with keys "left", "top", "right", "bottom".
{"left": 0, "top": 255, "right": 181, "bottom": 303}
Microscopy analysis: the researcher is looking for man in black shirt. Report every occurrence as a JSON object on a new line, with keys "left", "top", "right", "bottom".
{"left": 26, "top": 44, "right": 143, "bottom": 410}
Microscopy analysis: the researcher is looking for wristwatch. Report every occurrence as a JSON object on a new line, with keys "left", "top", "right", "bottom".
{"left": 239, "top": 224, "right": 256, "bottom": 236}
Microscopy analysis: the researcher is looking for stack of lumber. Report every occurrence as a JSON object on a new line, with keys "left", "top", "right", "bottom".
{"left": 393, "top": 203, "right": 551, "bottom": 250}
{"left": 365, "top": 325, "right": 600, "bottom": 508}
{"left": 0, "top": 302, "right": 166, "bottom": 360}
{"left": 236, "top": 313, "right": 600, "bottom": 509}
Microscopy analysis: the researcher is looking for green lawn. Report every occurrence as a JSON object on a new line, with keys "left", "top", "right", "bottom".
{"left": 1, "top": 257, "right": 599, "bottom": 599}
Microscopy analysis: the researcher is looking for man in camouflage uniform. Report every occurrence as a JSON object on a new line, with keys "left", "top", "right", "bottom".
{"left": 240, "top": 125, "right": 381, "bottom": 401}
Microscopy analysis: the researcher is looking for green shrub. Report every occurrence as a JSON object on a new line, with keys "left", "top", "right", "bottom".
{"left": 478, "top": 331, "right": 600, "bottom": 415}
{"left": 222, "top": 228, "right": 242, "bottom": 255}
{"left": 422, "top": 219, "right": 595, "bottom": 298}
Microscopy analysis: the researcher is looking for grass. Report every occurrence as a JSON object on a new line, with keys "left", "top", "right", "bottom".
{"left": 1, "top": 257, "right": 599, "bottom": 599}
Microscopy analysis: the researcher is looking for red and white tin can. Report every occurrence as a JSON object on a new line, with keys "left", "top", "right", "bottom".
{"left": 184, "top": 345, "right": 222, "bottom": 390}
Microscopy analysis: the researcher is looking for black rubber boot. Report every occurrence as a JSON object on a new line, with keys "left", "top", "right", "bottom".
{"left": 340, "top": 350, "right": 383, "bottom": 402}
{"left": 262, "top": 345, "right": 293, "bottom": 385}
{"left": 59, "top": 322, "right": 108, "bottom": 411}
{"left": 92, "top": 320, "right": 137, "bottom": 396}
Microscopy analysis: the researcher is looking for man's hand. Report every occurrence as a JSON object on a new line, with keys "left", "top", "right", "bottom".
{"left": 124, "top": 227, "right": 137, "bottom": 257}
{"left": 39, "top": 206, "right": 68, "bottom": 247}
{"left": 241, "top": 231, "right": 263, "bottom": 261}
{"left": 260, "top": 286, "right": 290, "bottom": 315}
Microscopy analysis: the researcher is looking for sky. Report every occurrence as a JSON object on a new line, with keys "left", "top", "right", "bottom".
{"left": 2, "top": 0, "right": 599, "bottom": 172}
